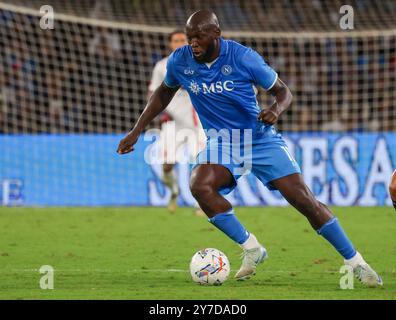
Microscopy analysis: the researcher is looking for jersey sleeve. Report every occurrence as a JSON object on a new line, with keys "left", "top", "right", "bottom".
{"left": 163, "top": 52, "right": 181, "bottom": 88}
{"left": 242, "top": 48, "right": 278, "bottom": 91}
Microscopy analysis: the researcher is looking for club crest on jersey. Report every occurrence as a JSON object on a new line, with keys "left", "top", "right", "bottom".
{"left": 221, "top": 65, "right": 232, "bottom": 75}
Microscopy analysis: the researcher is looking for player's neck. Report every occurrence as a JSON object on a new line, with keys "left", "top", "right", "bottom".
{"left": 205, "top": 38, "right": 221, "bottom": 63}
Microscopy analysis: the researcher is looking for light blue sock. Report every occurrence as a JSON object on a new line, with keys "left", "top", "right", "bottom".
{"left": 317, "top": 217, "right": 356, "bottom": 259}
{"left": 209, "top": 209, "right": 250, "bottom": 244}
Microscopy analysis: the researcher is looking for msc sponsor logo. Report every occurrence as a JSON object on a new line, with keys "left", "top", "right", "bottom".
{"left": 188, "top": 80, "right": 234, "bottom": 95}
{"left": 202, "top": 81, "right": 234, "bottom": 94}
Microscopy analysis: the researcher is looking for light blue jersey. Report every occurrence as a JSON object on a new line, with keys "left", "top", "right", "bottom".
{"left": 164, "top": 37, "right": 300, "bottom": 192}
{"left": 164, "top": 37, "right": 278, "bottom": 141}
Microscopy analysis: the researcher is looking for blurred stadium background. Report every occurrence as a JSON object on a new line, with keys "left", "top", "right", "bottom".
{"left": 0, "top": 0, "right": 395, "bottom": 207}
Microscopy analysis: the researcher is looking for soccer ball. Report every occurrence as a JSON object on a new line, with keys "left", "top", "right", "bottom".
{"left": 189, "top": 248, "right": 230, "bottom": 285}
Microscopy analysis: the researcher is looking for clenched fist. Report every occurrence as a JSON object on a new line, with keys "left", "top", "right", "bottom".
{"left": 117, "top": 130, "right": 140, "bottom": 154}
{"left": 257, "top": 108, "right": 279, "bottom": 125}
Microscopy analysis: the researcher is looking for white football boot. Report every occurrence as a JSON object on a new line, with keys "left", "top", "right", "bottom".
{"left": 234, "top": 246, "right": 268, "bottom": 280}
{"left": 351, "top": 263, "right": 383, "bottom": 287}
{"left": 345, "top": 252, "right": 383, "bottom": 287}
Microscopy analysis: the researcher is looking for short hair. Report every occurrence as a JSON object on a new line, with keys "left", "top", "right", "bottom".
{"left": 168, "top": 30, "right": 185, "bottom": 42}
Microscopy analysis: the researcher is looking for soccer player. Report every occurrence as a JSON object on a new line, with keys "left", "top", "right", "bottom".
{"left": 118, "top": 10, "right": 382, "bottom": 286}
{"left": 148, "top": 30, "right": 206, "bottom": 213}
{"left": 390, "top": 170, "right": 396, "bottom": 210}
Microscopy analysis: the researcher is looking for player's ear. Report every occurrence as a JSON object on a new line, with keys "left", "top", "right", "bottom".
{"left": 210, "top": 26, "right": 221, "bottom": 38}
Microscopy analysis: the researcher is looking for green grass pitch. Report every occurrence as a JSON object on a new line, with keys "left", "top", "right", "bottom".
{"left": 0, "top": 206, "right": 395, "bottom": 300}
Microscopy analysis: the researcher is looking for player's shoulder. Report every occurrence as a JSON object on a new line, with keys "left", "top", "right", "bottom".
{"left": 225, "top": 38, "right": 269, "bottom": 68}
{"left": 168, "top": 45, "right": 191, "bottom": 65}
{"left": 223, "top": 38, "right": 253, "bottom": 57}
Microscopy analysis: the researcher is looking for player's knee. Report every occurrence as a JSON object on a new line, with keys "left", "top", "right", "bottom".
{"left": 390, "top": 171, "right": 396, "bottom": 198}
{"left": 189, "top": 180, "right": 214, "bottom": 201}
{"left": 390, "top": 183, "right": 396, "bottom": 200}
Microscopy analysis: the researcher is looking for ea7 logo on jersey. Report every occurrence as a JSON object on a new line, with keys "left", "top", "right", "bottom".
{"left": 202, "top": 81, "right": 234, "bottom": 94}
{"left": 184, "top": 67, "right": 195, "bottom": 75}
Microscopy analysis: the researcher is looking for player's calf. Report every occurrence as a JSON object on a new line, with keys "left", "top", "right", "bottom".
{"left": 275, "top": 174, "right": 357, "bottom": 258}
{"left": 272, "top": 173, "right": 382, "bottom": 286}
{"left": 272, "top": 174, "right": 333, "bottom": 230}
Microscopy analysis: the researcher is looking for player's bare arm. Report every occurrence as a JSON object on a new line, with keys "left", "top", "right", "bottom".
{"left": 257, "top": 78, "right": 292, "bottom": 125}
{"left": 117, "top": 82, "right": 179, "bottom": 154}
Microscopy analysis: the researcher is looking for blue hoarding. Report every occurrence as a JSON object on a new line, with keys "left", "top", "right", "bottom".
{"left": 0, "top": 133, "right": 395, "bottom": 206}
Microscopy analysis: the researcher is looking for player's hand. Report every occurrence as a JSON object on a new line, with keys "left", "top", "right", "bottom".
{"left": 117, "top": 130, "right": 140, "bottom": 154}
{"left": 257, "top": 108, "right": 279, "bottom": 125}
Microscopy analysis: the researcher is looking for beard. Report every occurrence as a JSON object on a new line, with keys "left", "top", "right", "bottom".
{"left": 194, "top": 40, "right": 217, "bottom": 63}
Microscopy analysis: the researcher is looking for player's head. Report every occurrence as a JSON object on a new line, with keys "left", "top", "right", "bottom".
{"left": 185, "top": 10, "right": 221, "bottom": 63}
{"left": 168, "top": 30, "right": 187, "bottom": 52}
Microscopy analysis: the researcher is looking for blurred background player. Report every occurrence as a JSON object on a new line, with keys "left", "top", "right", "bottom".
{"left": 148, "top": 30, "right": 206, "bottom": 213}
{"left": 390, "top": 170, "right": 396, "bottom": 210}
